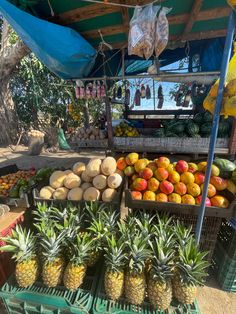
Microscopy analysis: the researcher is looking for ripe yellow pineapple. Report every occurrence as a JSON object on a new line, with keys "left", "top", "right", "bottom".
{"left": 104, "top": 235, "right": 126, "bottom": 300}
{"left": 147, "top": 236, "right": 175, "bottom": 310}
{"left": 124, "top": 235, "right": 150, "bottom": 305}
{"left": 0, "top": 225, "right": 39, "bottom": 287}
{"left": 63, "top": 233, "right": 93, "bottom": 290}
{"left": 38, "top": 227, "right": 65, "bottom": 287}
{"left": 173, "top": 238, "right": 209, "bottom": 304}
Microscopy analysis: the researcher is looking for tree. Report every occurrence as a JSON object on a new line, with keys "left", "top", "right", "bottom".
{"left": 0, "top": 19, "right": 29, "bottom": 144}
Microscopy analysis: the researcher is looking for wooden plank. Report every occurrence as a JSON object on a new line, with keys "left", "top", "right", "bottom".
{"left": 229, "top": 117, "right": 236, "bottom": 155}
{"left": 120, "top": 0, "right": 130, "bottom": 36}
{"left": 126, "top": 109, "right": 194, "bottom": 116}
{"left": 181, "top": 0, "right": 203, "bottom": 38}
{"left": 53, "top": 4, "right": 229, "bottom": 27}
{"left": 0, "top": 207, "right": 25, "bottom": 234}
{"left": 81, "top": 25, "right": 124, "bottom": 40}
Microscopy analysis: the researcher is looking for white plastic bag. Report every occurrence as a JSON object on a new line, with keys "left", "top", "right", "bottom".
{"left": 128, "top": 4, "right": 160, "bottom": 59}
{"left": 155, "top": 7, "right": 171, "bottom": 57}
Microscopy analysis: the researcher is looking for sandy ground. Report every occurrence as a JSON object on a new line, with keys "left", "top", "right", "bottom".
{"left": 0, "top": 146, "right": 236, "bottom": 313}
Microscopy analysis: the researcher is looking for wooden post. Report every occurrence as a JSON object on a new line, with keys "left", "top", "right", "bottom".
{"left": 104, "top": 80, "right": 113, "bottom": 149}
{"left": 229, "top": 117, "right": 236, "bottom": 156}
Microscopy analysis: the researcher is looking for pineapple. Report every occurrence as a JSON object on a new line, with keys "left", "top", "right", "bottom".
{"left": 38, "top": 226, "right": 65, "bottom": 287}
{"left": 63, "top": 233, "right": 93, "bottom": 290}
{"left": 148, "top": 236, "right": 175, "bottom": 310}
{"left": 125, "top": 235, "right": 150, "bottom": 305}
{"left": 104, "top": 235, "right": 126, "bottom": 300}
{"left": 0, "top": 225, "right": 38, "bottom": 287}
{"left": 173, "top": 238, "right": 209, "bottom": 304}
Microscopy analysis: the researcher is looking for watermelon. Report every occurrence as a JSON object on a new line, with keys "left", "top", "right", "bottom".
{"left": 166, "top": 121, "right": 185, "bottom": 134}
{"left": 202, "top": 111, "right": 212, "bottom": 122}
{"left": 217, "top": 121, "right": 230, "bottom": 138}
{"left": 178, "top": 132, "right": 188, "bottom": 138}
{"left": 214, "top": 158, "right": 236, "bottom": 172}
{"left": 186, "top": 122, "right": 200, "bottom": 136}
{"left": 191, "top": 134, "right": 201, "bottom": 138}
{"left": 165, "top": 131, "right": 179, "bottom": 137}
{"left": 193, "top": 113, "right": 203, "bottom": 125}
{"left": 200, "top": 123, "right": 212, "bottom": 135}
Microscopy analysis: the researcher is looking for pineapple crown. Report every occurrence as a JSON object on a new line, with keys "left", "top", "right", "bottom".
{"left": 52, "top": 205, "right": 84, "bottom": 241}
{"left": 85, "top": 201, "right": 109, "bottom": 222}
{"left": 126, "top": 234, "right": 150, "bottom": 275}
{"left": 154, "top": 214, "right": 173, "bottom": 239}
{"left": 135, "top": 212, "right": 156, "bottom": 238}
{"left": 70, "top": 233, "right": 94, "bottom": 265}
{"left": 174, "top": 221, "right": 193, "bottom": 247}
{"left": 0, "top": 225, "right": 36, "bottom": 262}
{"left": 176, "top": 238, "right": 210, "bottom": 286}
{"left": 104, "top": 235, "right": 127, "bottom": 272}
{"left": 100, "top": 210, "right": 119, "bottom": 233}
{"left": 37, "top": 226, "right": 64, "bottom": 263}
{"left": 33, "top": 202, "right": 53, "bottom": 225}
{"left": 149, "top": 235, "right": 175, "bottom": 282}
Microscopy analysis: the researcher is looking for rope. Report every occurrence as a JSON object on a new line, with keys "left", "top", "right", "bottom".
{"left": 81, "top": 0, "right": 161, "bottom": 9}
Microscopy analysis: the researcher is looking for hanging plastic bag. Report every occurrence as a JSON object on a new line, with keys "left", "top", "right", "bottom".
{"left": 58, "top": 128, "right": 71, "bottom": 150}
{"left": 128, "top": 4, "right": 160, "bottom": 59}
{"left": 155, "top": 7, "right": 171, "bottom": 57}
{"left": 141, "top": 84, "right": 146, "bottom": 98}
{"left": 204, "top": 42, "right": 236, "bottom": 117}
{"left": 134, "top": 89, "right": 141, "bottom": 106}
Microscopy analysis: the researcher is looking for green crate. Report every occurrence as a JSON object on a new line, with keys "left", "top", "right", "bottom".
{"left": 0, "top": 265, "right": 100, "bottom": 314}
{"left": 217, "top": 219, "right": 236, "bottom": 260}
{"left": 213, "top": 242, "right": 236, "bottom": 292}
{"left": 92, "top": 269, "right": 201, "bottom": 314}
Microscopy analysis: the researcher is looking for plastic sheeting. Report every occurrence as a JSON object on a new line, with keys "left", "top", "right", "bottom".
{"left": 0, "top": 0, "right": 97, "bottom": 79}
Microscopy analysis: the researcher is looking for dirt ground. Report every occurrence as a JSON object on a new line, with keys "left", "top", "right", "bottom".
{"left": 0, "top": 146, "right": 236, "bottom": 314}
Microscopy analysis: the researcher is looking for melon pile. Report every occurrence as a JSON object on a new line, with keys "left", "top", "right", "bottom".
{"left": 39, "top": 157, "right": 122, "bottom": 202}
{"left": 118, "top": 153, "right": 234, "bottom": 208}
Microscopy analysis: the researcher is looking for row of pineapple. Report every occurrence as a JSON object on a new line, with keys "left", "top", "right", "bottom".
{"left": 0, "top": 203, "right": 209, "bottom": 311}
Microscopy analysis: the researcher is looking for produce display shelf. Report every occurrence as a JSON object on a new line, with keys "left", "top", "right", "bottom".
{"left": 93, "top": 269, "right": 201, "bottom": 314}
{"left": 0, "top": 264, "right": 100, "bottom": 314}
{"left": 71, "top": 139, "right": 108, "bottom": 149}
{"left": 213, "top": 242, "right": 236, "bottom": 292}
{"left": 113, "top": 137, "right": 229, "bottom": 154}
{"left": 217, "top": 219, "right": 236, "bottom": 259}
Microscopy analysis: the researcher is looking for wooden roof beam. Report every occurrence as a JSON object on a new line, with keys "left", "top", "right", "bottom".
{"left": 101, "top": 28, "right": 230, "bottom": 50}
{"left": 181, "top": 0, "right": 203, "bottom": 40}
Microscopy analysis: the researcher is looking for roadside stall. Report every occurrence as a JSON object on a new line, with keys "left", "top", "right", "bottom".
{"left": 0, "top": 0, "right": 236, "bottom": 313}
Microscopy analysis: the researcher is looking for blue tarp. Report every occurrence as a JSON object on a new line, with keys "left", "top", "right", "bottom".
{"left": 0, "top": 0, "right": 97, "bottom": 79}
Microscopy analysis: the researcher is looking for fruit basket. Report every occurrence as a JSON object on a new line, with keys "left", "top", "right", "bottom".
{"left": 0, "top": 263, "right": 100, "bottom": 314}
{"left": 92, "top": 268, "right": 201, "bottom": 314}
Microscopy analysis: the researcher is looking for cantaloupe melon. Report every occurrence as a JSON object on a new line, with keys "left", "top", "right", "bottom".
{"left": 101, "top": 157, "right": 117, "bottom": 175}
{"left": 53, "top": 187, "right": 68, "bottom": 200}
{"left": 73, "top": 162, "right": 86, "bottom": 175}
{"left": 83, "top": 187, "right": 100, "bottom": 201}
{"left": 86, "top": 159, "right": 102, "bottom": 177}
{"left": 81, "top": 182, "right": 92, "bottom": 191}
{"left": 67, "top": 187, "right": 83, "bottom": 201}
{"left": 64, "top": 173, "right": 81, "bottom": 189}
{"left": 107, "top": 173, "right": 122, "bottom": 189}
{"left": 93, "top": 175, "right": 107, "bottom": 190}
{"left": 64, "top": 170, "right": 73, "bottom": 175}
{"left": 49, "top": 171, "right": 67, "bottom": 189}
{"left": 39, "top": 186, "right": 55, "bottom": 199}
{"left": 102, "top": 188, "right": 117, "bottom": 202}
{"left": 81, "top": 170, "right": 93, "bottom": 183}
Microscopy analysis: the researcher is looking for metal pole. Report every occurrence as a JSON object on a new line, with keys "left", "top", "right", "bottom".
{"left": 195, "top": 11, "right": 236, "bottom": 244}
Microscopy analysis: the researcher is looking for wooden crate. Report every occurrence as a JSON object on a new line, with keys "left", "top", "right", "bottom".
{"left": 113, "top": 137, "right": 229, "bottom": 154}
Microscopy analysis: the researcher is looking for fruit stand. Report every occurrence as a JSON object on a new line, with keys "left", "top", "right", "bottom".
{"left": 0, "top": 0, "right": 236, "bottom": 314}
